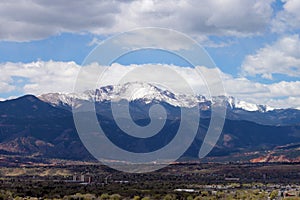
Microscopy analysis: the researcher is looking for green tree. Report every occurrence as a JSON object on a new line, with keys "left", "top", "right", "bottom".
{"left": 201, "top": 191, "right": 209, "bottom": 197}
{"left": 100, "top": 193, "right": 110, "bottom": 200}
{"left": 163, "top": 194, "right": 176, "bottom": 200}
{"left": 187, "top": 195, "right": 193, "bottom": 200}
{"left": 110, "top": 194, "right": 121, "bottom": 200}
{"left": 132, "top": 196, "right": 140, "bottom": 200}
{"left": 270, "top": 190, "right": 278, "bottom": 199}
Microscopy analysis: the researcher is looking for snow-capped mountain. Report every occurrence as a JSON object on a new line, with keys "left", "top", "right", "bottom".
{"left": 1, "top": 93, "right": 300, "bottom": 162}
{"left": 39, "top": 82, "right": 274, "bottom": 113}
{"left": 224, "top": 96, "right": 274, "bottom": 112}
{"left": 234, "top": 100, "right": 274, "bottom": 112}
{"left": 1, "top": 84, "right": 300, "bottom": 162}
{"left": 39, "top": 82, "right": 207, "bottom": 109}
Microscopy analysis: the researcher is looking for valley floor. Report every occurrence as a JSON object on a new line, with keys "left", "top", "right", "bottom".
{"left": 1, "top": 162, "right": 300, "bottom": 199}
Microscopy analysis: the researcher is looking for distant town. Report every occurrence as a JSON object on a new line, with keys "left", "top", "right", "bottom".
{"left": 1, "top": 162, "right": 300, "bottom": 199}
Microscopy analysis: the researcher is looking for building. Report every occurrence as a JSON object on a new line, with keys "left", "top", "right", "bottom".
{"left": 71, "top": 174, "right": 92, "bottom": 183}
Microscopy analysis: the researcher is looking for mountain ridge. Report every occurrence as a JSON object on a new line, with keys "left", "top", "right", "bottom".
{"left": 38, "top": 82, "right": 282, "bottom": 112}
{"left": 0, "top": 83, "right": 300, "bottom": 163}
{"left": 37, "top": 82, "right": 300, "bottom": 126}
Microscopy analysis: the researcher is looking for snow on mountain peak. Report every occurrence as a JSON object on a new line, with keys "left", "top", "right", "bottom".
{"left": 38, "top": 82, "right": 275, "bottom": 112}
{"left": 39, "top": 82, "right": 206, "bottom": 108}
{"left": 234, "top": 100, "right": 274, "bottom": 112}
{"left": 95, "top": 82, "right": 165, "bottom": 102}
{"left": 211, "top": 96, "right": 274, "bottom": 112}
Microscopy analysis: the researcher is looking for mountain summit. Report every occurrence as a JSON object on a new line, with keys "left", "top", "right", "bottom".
{"left": 39, "top": 82, "right": 273, "bottom": 113}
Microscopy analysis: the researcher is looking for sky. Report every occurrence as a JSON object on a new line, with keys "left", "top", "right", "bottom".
{"left": 0, "top": 0, "right": 300, "bottom": 109}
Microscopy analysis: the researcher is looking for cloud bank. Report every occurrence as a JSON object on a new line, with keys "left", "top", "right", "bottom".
{"left": 0, "top": 61, "right": 80, "bottom": 94}
{"left": 0, "top": 61, "right": 299, "bottom": 109}
{"left": 0, "top": 0, "right": 274, "bottom": 41}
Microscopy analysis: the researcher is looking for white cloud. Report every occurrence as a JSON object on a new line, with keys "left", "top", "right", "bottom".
{"left": 87, "top": 37, "right": 103, "bottom": 47}
{"left": 0, "top": 61, "right": 299, "bottom": 109}
{"left": 0, "top": 82, "right": 15, "bottom": 93}
{"left": 272, "top": 0, "right": 300, "bottom": 33}
{"left": 268, "top": 81, "right": 300, "bottom": 97}
{"left": 0, "top": 61, "right": 80, "bottom": 95}
{"left": 266, "top": 96, "right": 300, "bottom": 109}
{"left": 111, "top": 28, "right": 196, "bottom": 51}
{"left": 225, "top": 80, "right": 300, "bottom": 109}
{"left": 0, "top": 0, "right": 119, "bottom": 41}
{"left": 0, "top": 0, "right": 274, "bottom": 41}
{"left": 211, "top": 70, "right": 300, "bottom": 108}
{"left": 76, "top": 63, "right": 209, "bottom": 95}
{"left": 241, "top": 34, "right": 300, "bottom": 78}
{"left": 112, "top": 0, "right": 274, "bottom": 38}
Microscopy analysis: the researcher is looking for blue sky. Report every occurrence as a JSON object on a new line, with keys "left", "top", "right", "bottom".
{"left": 0, "top": 33, "right": 96, "bottom": 64}
{"left": 0, "top": 0, "right": 299, "bottom": 109}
